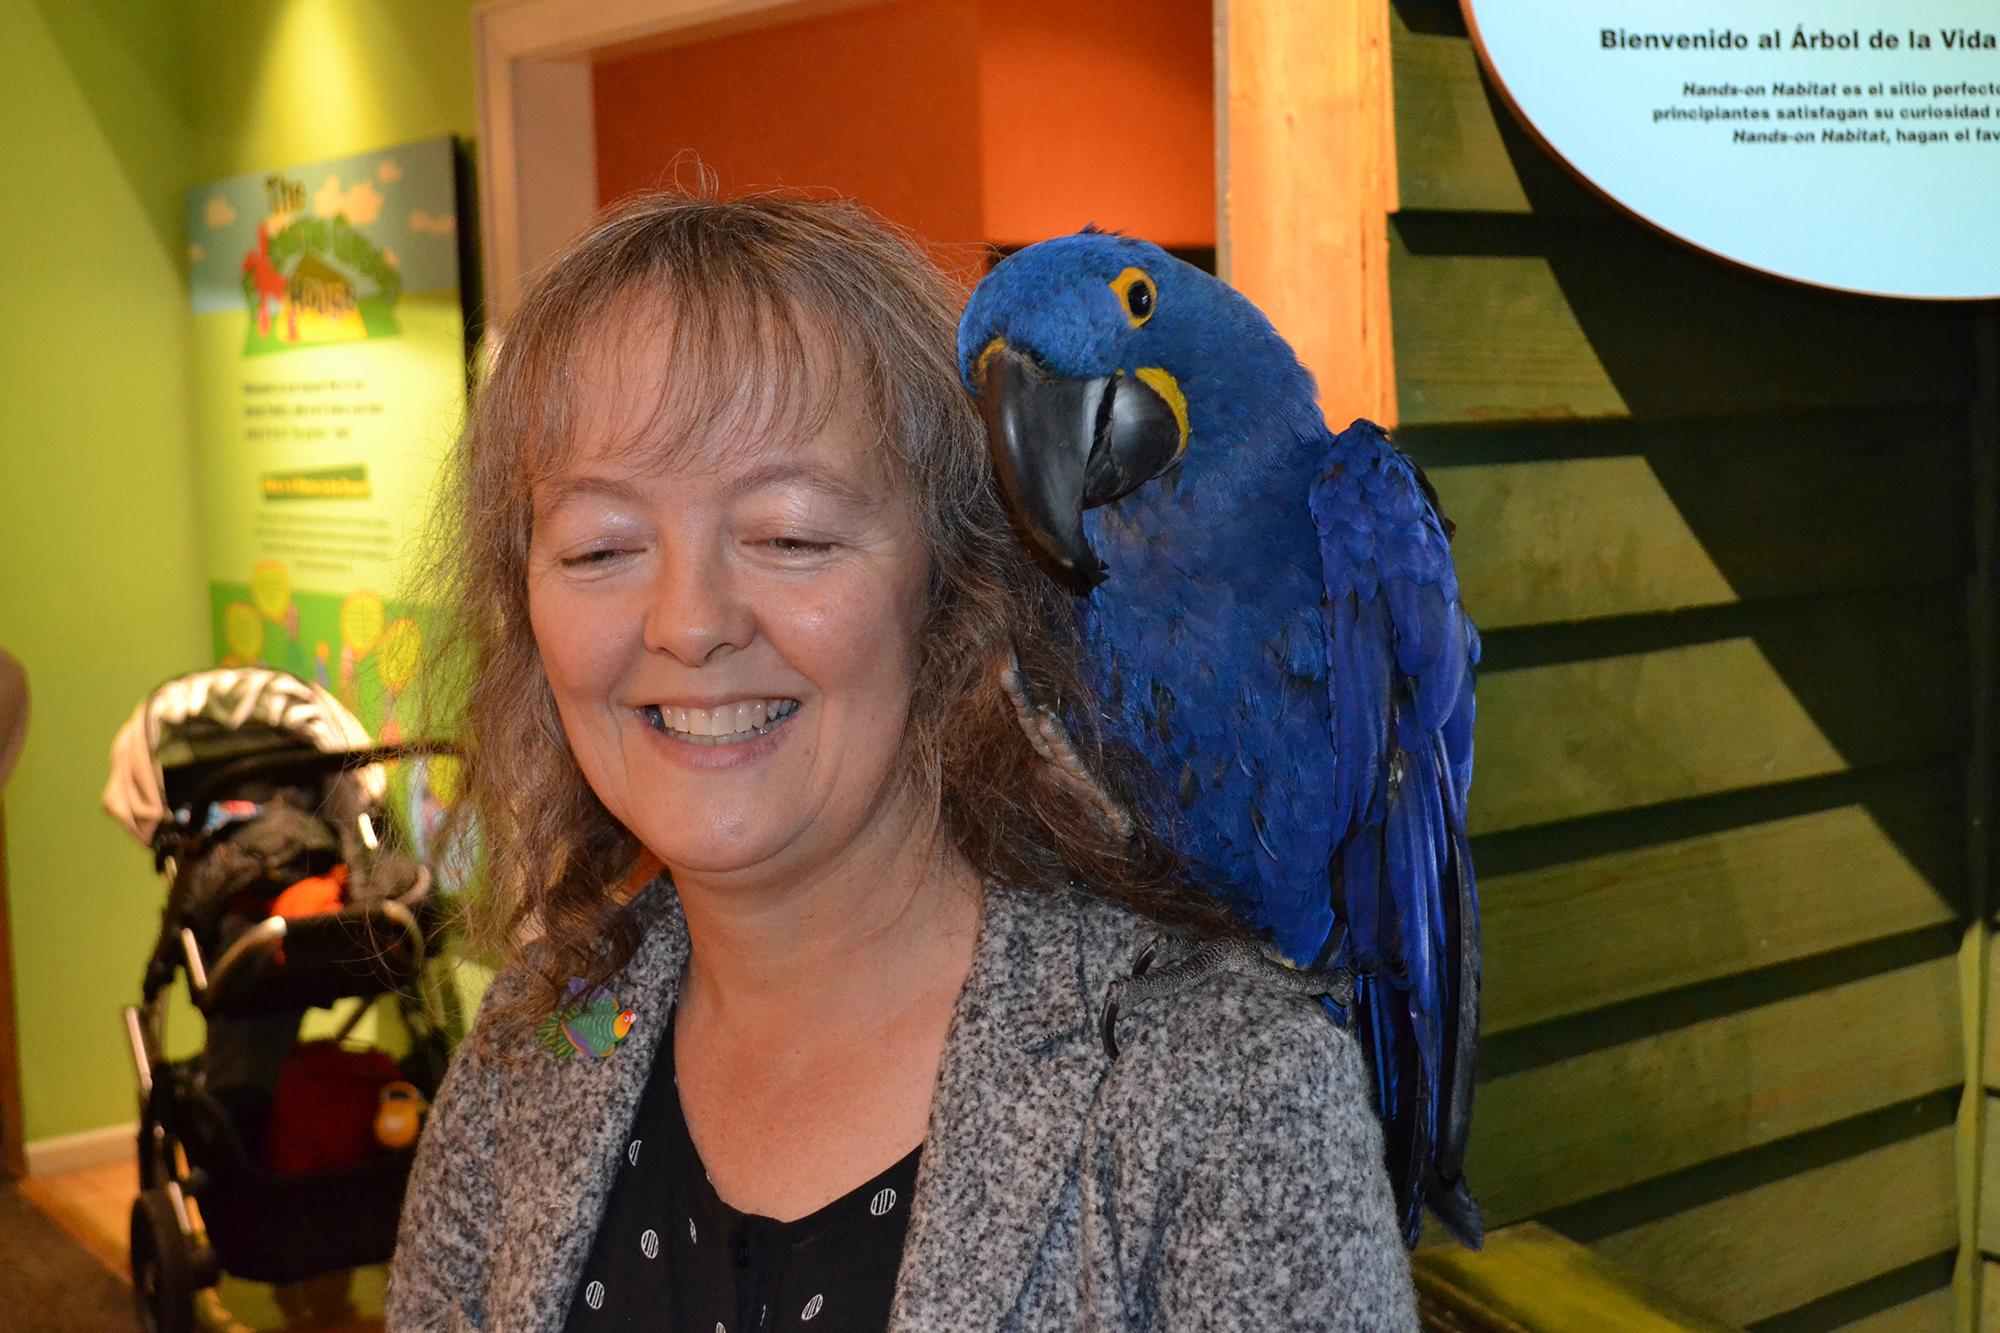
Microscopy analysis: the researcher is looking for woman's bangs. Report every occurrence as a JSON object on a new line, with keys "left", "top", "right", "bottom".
{"left": 521, "top": 275, "right": 864, "bottom": 488}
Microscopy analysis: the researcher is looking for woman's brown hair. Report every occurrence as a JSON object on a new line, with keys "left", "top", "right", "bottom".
{"left": 421, "top": 190, "right": 1236, "bottom": 1043}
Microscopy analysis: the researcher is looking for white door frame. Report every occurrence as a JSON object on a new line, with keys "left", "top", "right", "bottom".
{"left": 472, "top": 0, "right": 1395, "bottom": 422}
{"left": 473, "top": 0, "right": 875, "bottom": 322}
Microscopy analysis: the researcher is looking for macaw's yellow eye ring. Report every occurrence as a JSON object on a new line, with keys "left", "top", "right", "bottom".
{"left": 1110, "top": 267, "right": 1157, "bottom": 327}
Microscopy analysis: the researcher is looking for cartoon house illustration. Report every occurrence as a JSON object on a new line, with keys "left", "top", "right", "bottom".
{"left": 239, "top": 215, "right": 395, "bottom": 348}
{"left": 282, "top": 251, "right": 369, "bottom": 342}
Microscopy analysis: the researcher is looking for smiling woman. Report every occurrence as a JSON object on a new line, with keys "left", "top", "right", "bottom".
{"left": 387, "top": 192, "right": 1416, "bottom": 1332}
{"left": 526, "top": 341, "right": 934, "bottom": 884}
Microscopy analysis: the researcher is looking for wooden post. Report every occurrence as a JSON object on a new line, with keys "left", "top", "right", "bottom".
{"left": 1215, "top": 0, "right": 1398, "bottom": 428}
{"left": 1961, "top": 316, "right": 2000, "bottom": 1332}
{"left": 0, "top": 807, "right": 25, "bottom": 1180}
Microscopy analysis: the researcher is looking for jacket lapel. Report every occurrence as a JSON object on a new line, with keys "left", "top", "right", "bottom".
{"left": 890, "top": 886, "right": 1127, "bottom": 1331}
{"left": 484, "top": 882, "right": 688, "bottom": 1333}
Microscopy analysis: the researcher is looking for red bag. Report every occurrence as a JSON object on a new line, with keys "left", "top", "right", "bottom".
{"left": 263, "top": 1040, "right": 402, "bottom": 1175}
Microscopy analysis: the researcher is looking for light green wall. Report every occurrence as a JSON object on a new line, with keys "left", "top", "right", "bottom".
{"left": 184, "top": 0, "right": 477, "bottom": 183}
{"left": 0, "top": 0, "right": 478, "bottom": 1144}
{"left": 0, "top": 1, "right": 203, "bottom": 1145}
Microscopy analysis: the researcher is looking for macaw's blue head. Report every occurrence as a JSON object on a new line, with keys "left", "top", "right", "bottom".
{"left": 958, "top": 228, "right": 1311, "bottom": 592}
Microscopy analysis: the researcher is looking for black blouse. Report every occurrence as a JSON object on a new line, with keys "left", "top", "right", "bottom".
{"left": 563, "top": 1015, "right": 922, "bottom": 1332}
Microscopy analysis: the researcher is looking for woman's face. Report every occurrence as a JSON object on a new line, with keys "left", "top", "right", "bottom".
{"left": 526, "top": 322, "right": 932, "bottom": 885}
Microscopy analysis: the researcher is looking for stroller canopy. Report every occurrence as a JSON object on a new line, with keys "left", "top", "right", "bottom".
{"left": 104, "top": 668, "right": 381, "bottom": 847}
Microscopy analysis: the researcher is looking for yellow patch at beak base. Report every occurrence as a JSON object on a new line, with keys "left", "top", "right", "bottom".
{"left": 1134, "top": 367, "right": 1190, "bottom": 449}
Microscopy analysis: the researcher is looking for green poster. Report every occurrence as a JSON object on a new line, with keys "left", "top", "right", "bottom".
{"left": 186, "top": 136, "right": 472, "bottom": 745}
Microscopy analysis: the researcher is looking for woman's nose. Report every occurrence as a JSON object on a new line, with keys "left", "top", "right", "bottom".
{"left": 640, "top": 546, "right": 755, "bottom": 666}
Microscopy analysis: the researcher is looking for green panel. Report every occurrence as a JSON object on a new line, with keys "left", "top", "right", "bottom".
{"left": 183, "top": 0, "right": 478, "bottom": 182}
{"left": 1979, "top": 1096, "right": 2000, "bottom": 1254}
{"left": 1470, "top": 587, "right": 1966, "bottom": 835}
{"left": 1474, "top": 955, "right": 1961, "bottom": 1222}
{"left": 1392, "top": 8, "right": 1561, "bottom": 216}
{"left": 1975, "top": 931, "right": 2000, "bottom": 1090}
{"left": 1389, "top": 220, "right": 1976, "bottom": 426}
{"left": 1483, "top": 771, "right": 1964, "bottom": 1033}
{"left": 1407, "top": 409, "right": 1971, "bottom": 631}
{"left": 1840, "top": 1286, "right": 1954, "bottom": 1333}
{"left": 1591, "top": 1127, "right": 1955, "bottom": 1327}
{"left": 0, "top": 2, "right": 204, "bottom": 1143}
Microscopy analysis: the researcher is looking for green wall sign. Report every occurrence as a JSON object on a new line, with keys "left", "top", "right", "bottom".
{"left": 185, "top": 136, "right": 471, "bottom": 742}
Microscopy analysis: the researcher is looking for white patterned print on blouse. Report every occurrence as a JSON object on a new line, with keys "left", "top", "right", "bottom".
{"left": 801, "top": 1293, "right": 824, "bottom": 1321}
{"left": 640, "top": 1228, "right": 659, "bottom": 1259}
{"left": 583, "top": 1281, "right": 605, "bottom": 1311}
{"left": 689, "top": 1216, "right": 698, "bottom": 1245}
{"left": 868, "top": 1188, "right": 897, "bottom": 1217}
{"left": 627, "top": 1139, "right": 641, "bottom": 1166}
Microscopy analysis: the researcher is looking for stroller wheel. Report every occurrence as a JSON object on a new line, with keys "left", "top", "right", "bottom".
{"left": 130, "top": 1188, "right": 198, "bottom": 1333}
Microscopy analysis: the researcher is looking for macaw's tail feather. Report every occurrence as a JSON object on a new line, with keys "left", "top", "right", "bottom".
{"left": 1435, "top": 820, "right": 1482, "bottom": 1223}
{"left": 1426, "top": 1174, "right": 1484, "bottom": 1250}
{"left": 1339, "top": 687, "right": 1482, "bottom": 1251}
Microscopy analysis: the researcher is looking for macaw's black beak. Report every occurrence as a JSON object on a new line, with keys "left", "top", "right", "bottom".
{"left": 974, "top": 342, "right": 1186, "bottom": 595}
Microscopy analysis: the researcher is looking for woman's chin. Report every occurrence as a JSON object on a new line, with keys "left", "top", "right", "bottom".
{"left": 633, "top": 819, "right": 796, "bottom": 881}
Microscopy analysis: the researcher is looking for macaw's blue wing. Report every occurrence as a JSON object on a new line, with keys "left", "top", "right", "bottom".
{"left": 1310, "top": 418, "right": 1482, "bottom": 1248}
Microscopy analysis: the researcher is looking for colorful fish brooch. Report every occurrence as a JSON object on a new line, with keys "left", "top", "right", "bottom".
{"left": 536, "top": 979, "right": 637, "bottom": 1062}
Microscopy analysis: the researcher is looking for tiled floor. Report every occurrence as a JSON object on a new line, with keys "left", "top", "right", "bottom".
{"left": 19, "top": 1160, "right": 386, "bottom": 1332}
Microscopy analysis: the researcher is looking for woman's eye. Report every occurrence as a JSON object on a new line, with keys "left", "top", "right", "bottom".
{"left": 765, "top": 537, "right": 833, "bottom": 555}
{"left": 559, "top": 547, "right": 630, "bottom": 569}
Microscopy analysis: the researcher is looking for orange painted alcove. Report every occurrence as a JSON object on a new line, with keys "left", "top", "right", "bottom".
{"left": 591, "top": 0, "right": 1214, "bottom": 265}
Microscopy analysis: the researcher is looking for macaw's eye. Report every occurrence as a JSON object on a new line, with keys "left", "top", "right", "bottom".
{"left": 1110, "top": 267, "right": 1157, "bottom": 327}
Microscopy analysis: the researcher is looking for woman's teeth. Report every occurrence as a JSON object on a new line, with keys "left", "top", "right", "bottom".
{"left": 639, "top": 699, "right": 799, "bottom": 745}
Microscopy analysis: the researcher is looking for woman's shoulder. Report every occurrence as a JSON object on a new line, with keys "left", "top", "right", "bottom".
{"left": 1101, "top": 937, "right": 1370, "bottom": 1124}
{"left": 1043, "top": 884, "right": 1358, "bottom": 1062}
{"left": 1002, "top": 881, "right": 1373, "bottom": 1126}
{"left": 1047, "top": 890, "right": 1412, "bottom": 1319}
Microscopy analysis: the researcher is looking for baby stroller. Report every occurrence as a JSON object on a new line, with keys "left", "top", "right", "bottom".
{"left": 104, "top": 668, "right": 457, "bottom": 1333}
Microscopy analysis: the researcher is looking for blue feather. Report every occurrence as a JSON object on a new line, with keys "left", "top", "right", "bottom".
{"left": 960, "top": 232, "right": 1483, "bottom": 1248}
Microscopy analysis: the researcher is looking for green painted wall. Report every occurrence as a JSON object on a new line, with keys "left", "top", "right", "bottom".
{"left": 0, "top": 0, "right": 477, "bottom": 1144}
{"left": 0, "top": 0, "right": 203, "bottom": 1146}
{"left": 184, "top": 0, "right": 477, "bottom": 183}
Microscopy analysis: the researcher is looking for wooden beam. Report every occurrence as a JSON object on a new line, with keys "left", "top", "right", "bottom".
{"left": 1962, "top": 317, "right": 2000, "bottom": 1331}
{"left": 1216, "top": 0, "right": 1396, "bottom": 428}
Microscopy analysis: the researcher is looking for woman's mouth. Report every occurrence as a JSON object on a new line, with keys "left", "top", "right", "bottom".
{"left": 636, "top": 698, "right": 800, "bottom": 746}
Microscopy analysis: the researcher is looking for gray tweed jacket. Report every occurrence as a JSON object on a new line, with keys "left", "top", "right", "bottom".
{"left": 386, "top": 880, "right": 1418, "bottom": 1331}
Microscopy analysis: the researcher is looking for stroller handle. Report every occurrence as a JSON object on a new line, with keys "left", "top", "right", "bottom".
{"left": 171, "top": 740, "right": 460, "bottom": 832}
{"left": 176, "top": 865, "right": 436, "bottom": 1016}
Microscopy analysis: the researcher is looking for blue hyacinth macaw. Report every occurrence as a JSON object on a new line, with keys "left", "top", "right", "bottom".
{"left": 959, "top": 231, "right": 1482, "bottom": 1247}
